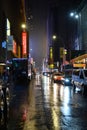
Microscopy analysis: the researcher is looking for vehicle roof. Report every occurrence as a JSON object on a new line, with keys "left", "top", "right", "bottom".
{"left": 53, "top": 72, "right": 64, "bottom": 75}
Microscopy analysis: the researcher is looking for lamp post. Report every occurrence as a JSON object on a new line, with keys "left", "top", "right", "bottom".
{"left": 51, "top": 34, "right": 57, "bottom": 68}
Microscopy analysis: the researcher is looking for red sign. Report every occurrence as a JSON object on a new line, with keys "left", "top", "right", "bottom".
{"left": 22, "top": 31, "right": 27, "bottom": 56}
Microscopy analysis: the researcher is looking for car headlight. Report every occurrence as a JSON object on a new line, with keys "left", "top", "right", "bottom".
{"left": 54, "top": 76, "right": 57, "bottom": 79}
{"left": 65, "top": 78, "right": 69, "bottom": 82}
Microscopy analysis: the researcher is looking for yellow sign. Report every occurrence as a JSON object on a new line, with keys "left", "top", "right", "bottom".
{"left": 73, "top": 64, "right": 86, "bottom": 68}
{"left": 49, "top": 64, "right": 54, "bottom": 69}
{"left": 60, "top": 47, "right": 64, "bottom": 58}
{"left": 63, "top": 49, "right": 67, "bottom": 54}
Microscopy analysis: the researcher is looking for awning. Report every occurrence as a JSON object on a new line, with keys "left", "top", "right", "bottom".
{"left": 70, "top": 54, "right": 87, "bottom": 63}
{"left": 63, "top": 60, "right": 70, "bottom": 65}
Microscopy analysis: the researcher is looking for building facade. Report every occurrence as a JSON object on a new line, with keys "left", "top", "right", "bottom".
{"left": 72, "top": 0, "right": 87, "bottom": 51}
{"left": 0, "top": 0, "right": 28, "bottom": 63}
{"left": 79, "top": 2, "right": 87, "bottom": 51}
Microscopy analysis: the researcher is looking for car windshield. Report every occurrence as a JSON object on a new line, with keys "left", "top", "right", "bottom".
{"left": 84, "top": 70, "right": 87, "bottom": 77}
{"left": 54, "top": 73, "right": 63, "bottom": 76}
{"left": 65, "top": 70, "right": 72, "bottom": 77}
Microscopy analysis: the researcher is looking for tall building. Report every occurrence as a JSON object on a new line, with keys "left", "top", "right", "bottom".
{"left": 78, "top": 0, "right": 87, "bottom": 51}
{"left": 0, "top": 0, "right": 27, "bottom": 62}
{"left": 70, "top": 0, "right": 87, "bottom": 59}
{"left": 47, "top": 0, "right": 83, "bottom": 65}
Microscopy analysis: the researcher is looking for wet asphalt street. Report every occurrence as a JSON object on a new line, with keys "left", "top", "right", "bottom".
{"left": 1, "top": 74, "right": 87, "bottom": 130}
{"left": 41, "top": 76, "right": 87, "bottom": 130}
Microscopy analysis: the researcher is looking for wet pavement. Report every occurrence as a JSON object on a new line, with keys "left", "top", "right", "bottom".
{"left": 0, "top": 75, "right": 47, "bottom": 130}
{"left": 1, "top": 74, "right": 87, "bottom": 130}
{"left": 23, "top": 77, "right": 47, "bottom": 130}
{"left": 41, "top": 76, "right": 87, "bottom": 130}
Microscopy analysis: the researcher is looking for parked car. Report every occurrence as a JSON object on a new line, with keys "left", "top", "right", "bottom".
{"left": 71, "top": 69, "right": 87, "bottom": 95}
{"left": 52, "top": 72, "right": 64, "bottom": 84}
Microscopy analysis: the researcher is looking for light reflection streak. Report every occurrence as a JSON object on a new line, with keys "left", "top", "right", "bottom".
{"left": 35, "top": 73, "right": 41, "bottom": 85}
{"left": 42, "top": 77, "right": 72, "bottom": 129}
{"left": 61, "top": 86, "right": 71, "bottom": 116}
{"left": 60, "top": 85, "right": 64, "bottom": 101}
{"left": 52, "top": 84, "right": 71, "bottom": 119}
{"left": 63, "top": 87, "right": 71, "bottom": 104}
{"left": 51, "top": 107, "right": 60, "bottom": 130}
{"left": 51, "top": 83, "right": 61, "bottom": 130}
{"left": 43, "top": 76, "right": 50, "bottom": 104}
{"left": 53, "top": 83, "right": 58, "bottom": 103}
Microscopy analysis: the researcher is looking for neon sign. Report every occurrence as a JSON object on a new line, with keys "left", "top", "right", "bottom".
{"left": 22, "top": 31, "right": 27, "bottom": 56}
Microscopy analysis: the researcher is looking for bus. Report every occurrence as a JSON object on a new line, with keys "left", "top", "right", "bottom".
{"left": 11, "top": 58, "right": 32, "bottom": 81}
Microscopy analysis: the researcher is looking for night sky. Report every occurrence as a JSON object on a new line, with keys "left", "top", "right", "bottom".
{"left": 25, "top": 0, "right": 83, "bottom": 68}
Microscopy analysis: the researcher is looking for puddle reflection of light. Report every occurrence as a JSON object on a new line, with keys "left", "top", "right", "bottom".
{"left": 60, "top": 85, "right": 64, "bottom": 101}
{"left": 61, "top": 87, "right": 71, "bottom": 115}
{"left": 53, "top": 84, "right": 58, "bottom": 103}
{"left": 50, "top": 83, "right": 61, "bottom": 129}
{"left": 64, "top": 87, "right": 70, "bottom": 104}
{"left": 43, "top": 76, "right": 50, "bottom": 84}
{"left": 43, "top": 76, "right": 50, "bottom": 103}
{"left": 51, "top": 107, "right": 60, "bottom": 130}
{"left": 43, "top": 76, "right": 47, "bottom": 83}
{"left": 36, "top": 74, "right": 41, "bottom": 85}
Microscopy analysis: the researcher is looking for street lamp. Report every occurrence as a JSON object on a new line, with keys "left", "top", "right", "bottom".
{"left": 21, "top": 23, "right": 26, "bottom": 30}
{"left": 70, "top": 12, "right": 79, "bottom": 19}
{"left": 52, "top": 35, "right": 57, "bottom": 40}
{"left": 75, "top": 14, "right": 79, "bottom": 19}
{"left": 70, "top": 12, "right": 74, "bottom": 17}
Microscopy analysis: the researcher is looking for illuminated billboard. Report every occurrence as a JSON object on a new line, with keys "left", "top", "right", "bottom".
{"left": 6, "top": 18, "right": 10, "bottom": 36}
{"left": 22, "top": 31, "right": 27, "bottom": 57}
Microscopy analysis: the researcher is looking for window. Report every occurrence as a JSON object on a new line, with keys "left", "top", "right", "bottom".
{"left": 73, "top": 69, "right": 80, "bottom": 76}
{"left": 84, "top": 70, "right": 87, "bottom": 77}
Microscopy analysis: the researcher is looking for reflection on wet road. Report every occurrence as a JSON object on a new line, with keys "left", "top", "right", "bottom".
{"left": 8, "top": 82, "right": 29, "bottom": 130}
{"left": 42, "top": 75, "right": 87, "bottom": 130}
{"left": 1, "top": 74, "right": 87, "bottom": 130}
{"left": 0, "top": 82, "right": 10, "bottom": 129}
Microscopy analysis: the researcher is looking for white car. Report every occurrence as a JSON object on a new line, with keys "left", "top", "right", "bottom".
{"left": 71, "top": 69, "right": 87, "bottom": 95}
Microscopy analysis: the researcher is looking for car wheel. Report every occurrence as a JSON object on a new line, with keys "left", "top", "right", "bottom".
{"left": 82, "top": 85, "right": 86, "bottom": 95}
{"left": 73, "top": 83, "right": 76, "bottom": 92}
